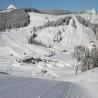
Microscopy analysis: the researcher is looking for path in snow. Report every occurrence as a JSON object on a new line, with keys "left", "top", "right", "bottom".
{"left": 0, "top": 74, "right": 91, "bottom": 98}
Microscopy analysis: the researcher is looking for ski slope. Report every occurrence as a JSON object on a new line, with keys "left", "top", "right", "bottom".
{"left": 0, "top": 10, "right": 97, "bottom": 59}
{"left": 0, "top": 8, "right": 98, "bottom": 98}
{"left": 0, "top": 74, "right": 91, "bottom": 98}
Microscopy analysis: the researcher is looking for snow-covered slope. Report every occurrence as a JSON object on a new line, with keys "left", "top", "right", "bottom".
{"left": 0, "top": 10, "right": 97, "bottom": 60}
{"left": 0, "top": 9, "right": 98, "bottom": 78}
{"left": 0, "top": 8, "right": 98, "bottom": 98}
{"left": 0, "top": 74, "right": 92, "bottom": 98}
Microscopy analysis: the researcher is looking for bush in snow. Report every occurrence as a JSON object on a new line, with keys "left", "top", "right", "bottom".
{"left": 28, "top": 32, "right": 37, "bottom": 44}
{"left": 73, "top": 45, "right": 89, "bottom": 73}
{"left": 90, "top": 47, "right": 98, "bottom": 68}
{"left": 48, "top": 51, "right": 56, "bottom": 57}
{"left": 73, "top": 45, "right": 98, "bottom": 73}
{"left": 80, "top": 54, "right": 91, "bottom": 72}
{"left": 32, "top": 27, "right": 37, "bottom": 33}
{"left": 53, "top": 30, "right": 63, "bottom": 42}
{"left": 73, "top": 45, "right": 89, "bottom": 62}
{"left": 80, "top": 47, "right": 98, "bottom": 72}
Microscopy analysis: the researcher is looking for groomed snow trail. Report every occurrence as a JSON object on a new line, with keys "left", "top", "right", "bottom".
{"left": 0, "top": 74, "right": 91, "bottom": 98}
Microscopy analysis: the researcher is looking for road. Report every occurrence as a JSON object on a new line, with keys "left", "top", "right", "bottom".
{"left": 0, "top": 74, "right": 91, "bottom": 98}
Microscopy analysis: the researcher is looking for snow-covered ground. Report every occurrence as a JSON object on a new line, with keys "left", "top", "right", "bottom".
{"left": 0, "top": 8, "right": 98, "bottom": 98}
{"left": 0, "top": 10, "right": 97, "bottom": 58}
{"left": 0, "top": 73, "right": 92, "bottom": 98}
{"left": 0, "top": 54, "right": 98, "bottom": 98}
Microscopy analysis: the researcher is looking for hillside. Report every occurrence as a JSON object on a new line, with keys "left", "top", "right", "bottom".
{"left": 0, "top": 6, "right": 98, "bottom": 98}
{"left": 0, "top": 8, "right": 98, "bottom": 55}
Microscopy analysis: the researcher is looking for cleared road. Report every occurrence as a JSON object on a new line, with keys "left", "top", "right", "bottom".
{"left": 0, "top": 74, "right": 91, "bottom": 98}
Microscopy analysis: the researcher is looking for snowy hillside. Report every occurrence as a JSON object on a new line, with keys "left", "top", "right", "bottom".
{"left": 0, "top": 6, "right": 98, "bottom": 98}
{"left": 0, "top": 8, "right": 98, "bottom": 67}
{"left": 0, "top": 9, "right": 98, "bottom": 57}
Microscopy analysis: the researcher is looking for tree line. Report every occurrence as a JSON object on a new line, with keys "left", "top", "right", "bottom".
{"left": 0, "top": 9, "right": 30, "bottom": 31}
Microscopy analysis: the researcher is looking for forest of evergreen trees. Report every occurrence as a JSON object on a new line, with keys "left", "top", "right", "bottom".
{"left": 0, "top": 9, "right": 30, "bottom": 31}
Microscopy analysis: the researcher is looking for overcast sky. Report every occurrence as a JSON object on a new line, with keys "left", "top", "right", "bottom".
{"left": 0, "top": 0, "right": 98, "bottom": 11}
